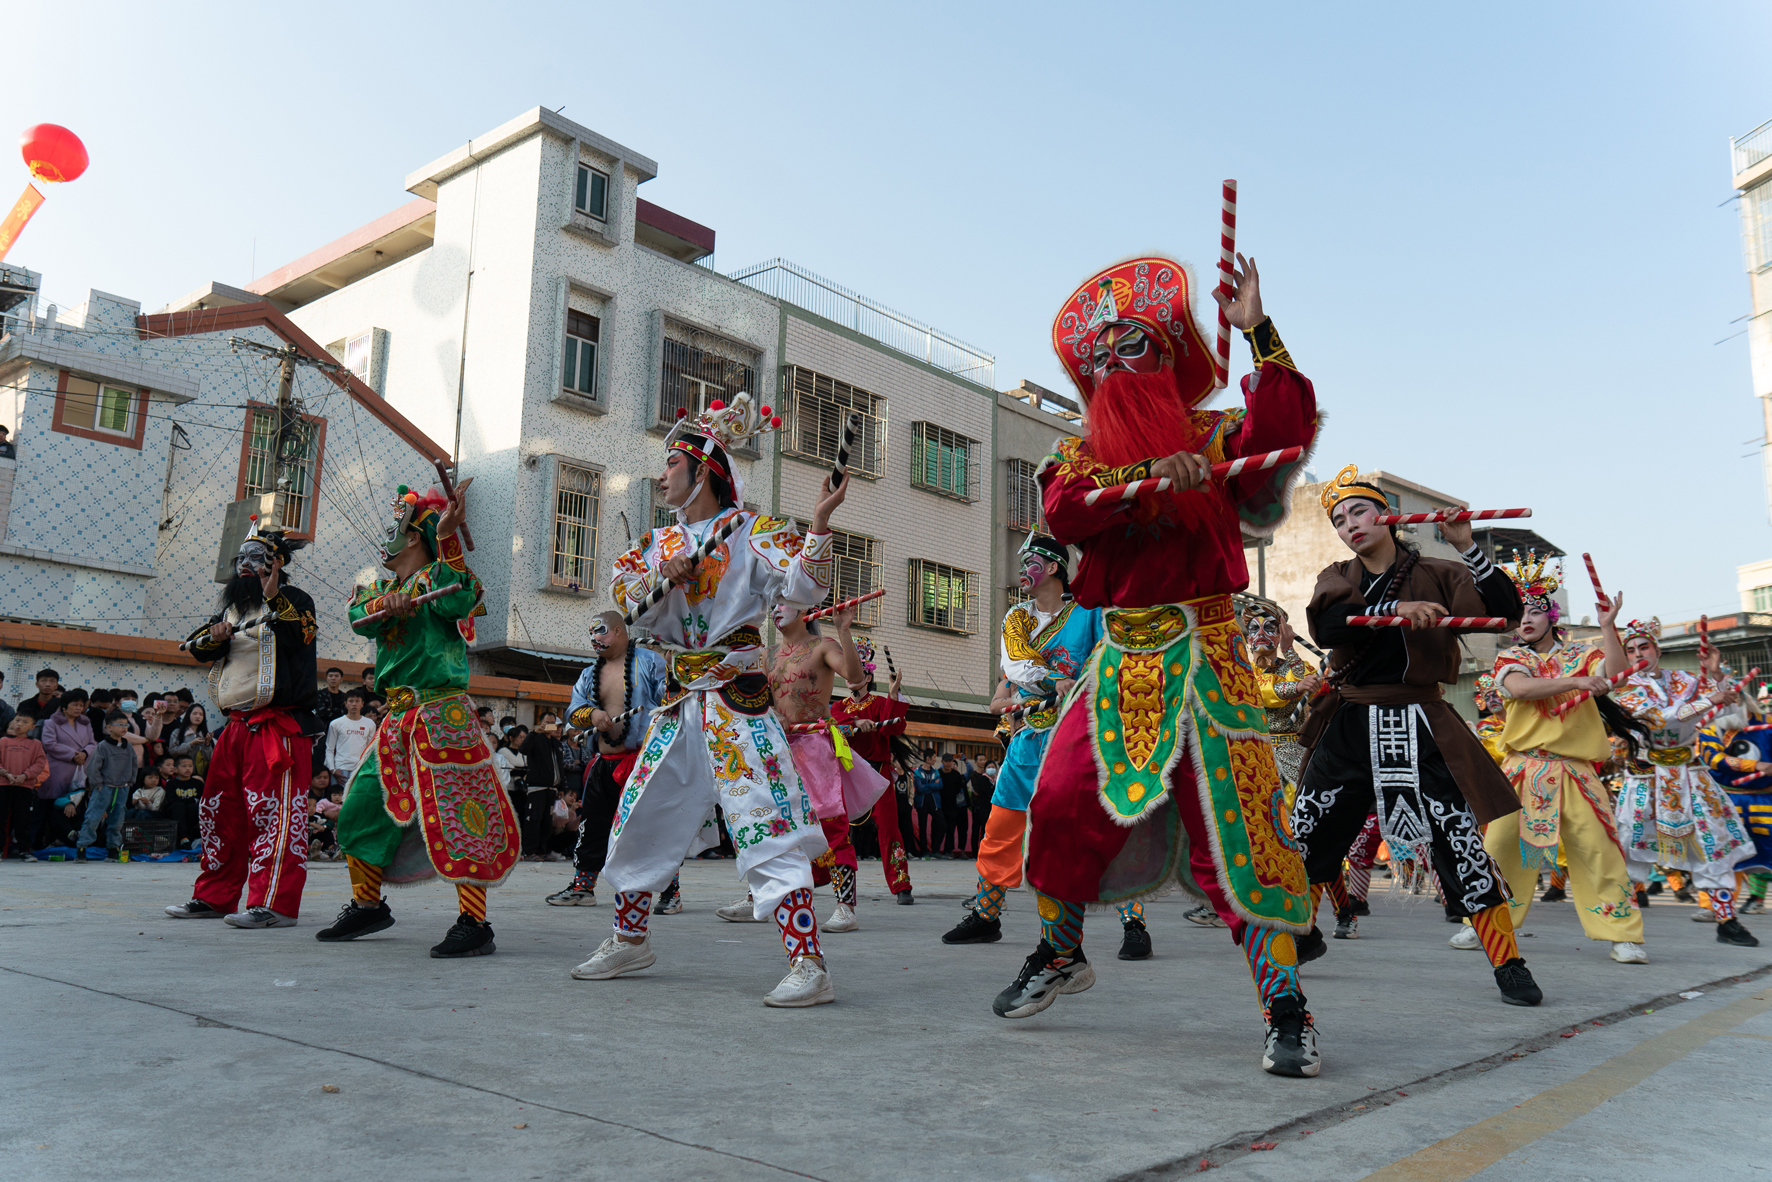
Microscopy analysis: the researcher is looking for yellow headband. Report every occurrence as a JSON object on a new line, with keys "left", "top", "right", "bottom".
{"left": 1320, "top": 464, "right": 1388, "bottom": 515}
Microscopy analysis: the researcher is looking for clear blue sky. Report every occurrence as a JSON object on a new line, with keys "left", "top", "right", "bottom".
{"left": 16, "top": 1, "right": 1772, "bottom": 622}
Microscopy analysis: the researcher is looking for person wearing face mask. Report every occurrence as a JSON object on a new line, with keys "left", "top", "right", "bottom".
{"left": 944, "top": 535, "right": 1154, "bottom": 962}
{"left": 165, "top": 520, "right": 320, "bottom": 927}
{"left": 1470, "top": 552, "right": 1653, "bottom": 964}
{"left": 1612, "top": 617, "right": 1759, "bottom": 946}
{"left": 570, "top": 395, "right": 846, "bottom": 1008}
{"left": 1295, "top": 465, "right": 1536, "bottom": 1008}
{"left": 992, "top": 256, "right": 1322, "bottom": 1080}
{"left": 318, "top": 481, "right": 520, "bottom": 961}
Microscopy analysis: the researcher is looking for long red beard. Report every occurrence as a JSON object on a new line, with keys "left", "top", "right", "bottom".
{"left": 1084, "top": 369, "right": 1231, "bottom": 531}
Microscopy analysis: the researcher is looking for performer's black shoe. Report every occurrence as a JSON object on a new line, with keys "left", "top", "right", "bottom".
{"left": 1261, "top": 994, "right": 1321, "bottom": 1078}
{"left": 1117, "top": 917, "right": 1153, "bottom": 961}
{"left": 1674, "top": 886, "right": 1695, "bottom": 903}
{"left": 431, "top": 913, "right": 495, "bottom": 958}
{"left": 895, "top": 890, "right": 915, "bottom": 905}
{"left": 1742, "top": 896, "right": 1766, "bottom": 915}
{"left": 1296, "top": 926, "right": 1328, "bottom": 964}
{"left": 1636, "top": 888, "right": 1650, "bottom": 908}
{"left": 942, "top": 911, "right": 1002, "bottom": 944}
{"left": 992, "top": 940, "right": 1094, "bottom": 1019}
{"left": 1646, "top": 880, "right": 1663, "bottom": 895}
{"left": 1717, "top": 918, "right": 1761, "bottom": 947}
{"left": 655, "top": 879, "right": 683, "bottom": 915}
{"left": 1493, "top": 957, "right": 1543, "bottom": 1006}
{"left": 1540, "top": 885, "right": 1567, "bottom": 903}
{"left": 1333, "top": 916, "right": 1358, "bottom": 940}
{"left": 1350, "top": 897, "right": 1370, "bottom": 917}
{"left": 315, "top": 900, "right": 394, "bottom": 942}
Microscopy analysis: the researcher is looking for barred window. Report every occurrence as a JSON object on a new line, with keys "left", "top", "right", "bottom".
{"left": 819, "top": 529, "right": 883, "bottom": 627}
{"left": 910, "top": 422, "right": 981, "bottom": 502}
{"left": 780, "top": 365, "right": 886, "bottom": 479}
{"left": 657, "top": 321, "right": 758, "bottom": 437}
{"left": 550, "top": 460, "right": 601, "bottom": 590}
{"left": 563, "top": 310, "right": 599, "bottom": 399}
{"left": 241, "top": 405, "right": 325, "bottom": 536}
{"left": 1004, "top": 582, "right": 1032, "bottom": 611}
{"left": 1005, "top": 458, "right": 1040, "bottom": 531}
{"left": 908, "top": 558, "right": 981, "bottom": 634}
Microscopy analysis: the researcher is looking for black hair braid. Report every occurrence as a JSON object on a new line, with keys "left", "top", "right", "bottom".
{"left": 1326, "top": 542, "right": 1423, "bottom": 687}
{"left": 1596, "top": 695, "right": 1653, "bottom": 762}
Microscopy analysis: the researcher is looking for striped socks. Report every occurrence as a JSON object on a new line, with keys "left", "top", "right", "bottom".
{"left": 1036, "top": 891, "right": 1084, "bottom": 954}
{"left": 1470, "top": 902, "right": 1521, "bottom": 967}
{"left": 1244, "top": 927, "right": 1303, "bottom": 1010}
{"left": 456, "top": 884, "right": 486, "bottom": 922}
{"left": 346, "top": 855, "right": 383, "bottom": 905}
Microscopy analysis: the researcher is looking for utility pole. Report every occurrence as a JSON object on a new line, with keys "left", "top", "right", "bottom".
{"left": 230, "top": 336, "right": 345, "bottom": 532}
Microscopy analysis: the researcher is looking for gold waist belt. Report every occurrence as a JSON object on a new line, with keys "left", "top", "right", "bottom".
{"left": 1104, "top": 595, "right": 1233, "bottom": 651}
{"left": 1647, "top": 746, "right": 1693, "bottom": 767}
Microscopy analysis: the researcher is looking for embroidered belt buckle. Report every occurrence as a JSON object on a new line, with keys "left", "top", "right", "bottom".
{"left": 386, "top": 687, "right": 417, "bottom": 714}
{"left": 671, "top": 651, "right": 726, "bottom": 683}
{"left": 1647, "top": 746, "right": 1693, "bottom": 767}
{"left": 1105, "top": 594, "right": 1232, "bottom": 651}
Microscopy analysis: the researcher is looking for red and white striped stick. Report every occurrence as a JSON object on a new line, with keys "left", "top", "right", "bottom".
{"left": 1699, "top": 615, "right": 1715, "bottom": 661}
{"left": 1370, "top": 508, "right": 1532, "bottom": 526}
{"left": 1212, "top": 179, "right": 1237, "bottom": 389}
{"left": 1730, "top": 768, "right": 1767, "bottom": 786}
{"left": 1081, "top": 445, "right": 1305, "bottom": 507}
{"left": 1347, "top": 616, "right": 1509, "bottom": 630}
{"left": 354, "top": 583, "right": 459, "bottom": 625}
{"left": 789, "top": 719, "right": 852, "bottom": 735}
{"left": 1696, "top": 667, "right": 1760, "bottom": 728}
{"left": 1582, "top": 551, "right": 1611, "bottom": 613}
{"left": 803, "top": 587, "right": 886, "bottom": 622}
{"left": 1550, "top": 658, "right": 1649, "bottom": 719}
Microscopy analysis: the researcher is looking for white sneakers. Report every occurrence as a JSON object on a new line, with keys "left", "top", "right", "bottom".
{"left": 1449, "top": 925, "right": 1481, "bottom": 950}
{"left": 823, "top": 902, "right": 859, "bottom": 933}
{"left": 1610, "top": 941, "right": 1649, "bottom": 964}
{"left": 763, "top": 956, "right": 834, "bottom": 1007}
{"left": 571, "top": 935, "right": 656, "bottom": 980}
{"left": 715, "top": 895, "right": 765, "bottom": 922}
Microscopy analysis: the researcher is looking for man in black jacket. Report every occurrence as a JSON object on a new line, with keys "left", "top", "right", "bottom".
{"left": 165, "top": 525, "right": 319, "bottom": 928}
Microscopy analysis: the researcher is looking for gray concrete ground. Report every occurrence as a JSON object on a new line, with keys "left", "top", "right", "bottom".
{"left": 2, "top": 855, "right": 1768, "bottom": 1182}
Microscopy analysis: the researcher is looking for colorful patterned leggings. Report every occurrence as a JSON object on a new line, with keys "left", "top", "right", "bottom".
{"left": 347, "top": 854, "right": 488, "bottom": 920}
{"left": 973, "top": 875, "right": 1143, "bottom": 926}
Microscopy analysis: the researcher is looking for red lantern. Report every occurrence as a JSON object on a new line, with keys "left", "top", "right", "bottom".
{"left": 20, "top": 124, "right": 88, "bottom": 184}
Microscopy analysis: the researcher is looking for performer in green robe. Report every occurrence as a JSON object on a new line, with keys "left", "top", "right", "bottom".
{"left": 318, "top": 479, "right": 519, "bottom": 958}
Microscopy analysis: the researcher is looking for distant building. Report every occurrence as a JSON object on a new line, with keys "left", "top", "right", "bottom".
{"left": 1733, "top": 119, "right": 1772, "bottom": 523}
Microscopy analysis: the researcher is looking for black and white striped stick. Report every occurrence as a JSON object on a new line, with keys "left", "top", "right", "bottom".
{"left": 622, "top": 512, "right": 747, "bottom": 627}
{"left": 1004, "top": 692, "right": 1059, "bottom": 722}
{"left": 882, "top": 644, "right": 898, "bottom": 681}
{"left": 831, "top": 412, "right": 855, "bottom": 489}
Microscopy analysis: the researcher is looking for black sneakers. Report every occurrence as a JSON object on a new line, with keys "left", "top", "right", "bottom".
{"left": 1717, "top": 918, "right": 1761, "bottom": 947}
{"left": 316, "top": 900, "right": 395, "bottom": 942}
{"left": 1333, "top": 916, "right": 1359, "bottom": 940}
{"left": 1117, "top": 917, "right": 1153, "bottom": 960}
{"left": 941, "top": 910, "right": 1003, "bottom": 944}
{"left": 1493, "top": 957, "right": 1543, "bottom": 1006}
{"left": 1540, "top": 885, "right": 1568, "bottom": 903}
{"left": 164, "top": 899, "right": 223, "bottom": 919}
{"left": 1296, "top": 926, "right": 1328, "bottom": 964}
{"left": 895, "top": 890, "right": 915, "bottom": 905}
{"left": 1349, "top": 897, "right": 1371, "bottom": 917}
{"left": 1636, "top": 888, "right": 1650, "bottom": 908}
{"left": 1262, "top": 994, "right": 1321, "bottom": 1078}
{"left": 431, "top": 913, "right": 496, "bottom": 958}
{"left": 992, "top": 940, "right": 1095, "bottom": 1018}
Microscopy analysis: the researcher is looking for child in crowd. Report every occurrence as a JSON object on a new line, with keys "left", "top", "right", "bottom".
{"left": 166, "top": 755, "right": 205, "bottom": 849}
{"left": 77, "top": 712, "right": 138, "bottom": 860}
{"left": 128, "top": 768, "right": 166, "bottom": 821}
{"left": 309, "top": 782, "right": 344, "bottom": 859}
{"left": 0, "top": 712, "right": 48, "bottom": 858}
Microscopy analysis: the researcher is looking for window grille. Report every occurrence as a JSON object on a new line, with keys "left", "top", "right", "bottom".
{"left": 575, "top": 164, "right": 608, "bottom": 219}
{"left": 817, "top": 530, "right": 883, "bottom": 627}
{"left": 343, "top": 332, "right": 372, "bottom": 382}
{"left": 1005, "top": 458, "right": 1040, "bottom": 531}
{"left": 908, "top": 558, "right": 981, "bottom": 634}
{"left": 1753, "top": 585, "right": 1772, "bottom": 613}
{"left": 563, "top": 310, "right": 600, "bottom": 398}
{"left": 550, "top": 461, "right": 601, "bottom": 589}
{"left": 910, "top": 422, "right": 981, "bottom": 502}
{"left": 657, "top": 324, "right": 758, "bottom": 436}
{"left": 780, "top": 365, "right": 886, "bottom": 478}
{"left": 62, "top": 375, "right": 135, "bottom": 436}
{"left": 242, "top": 406, "right": 323, "bottom": 534}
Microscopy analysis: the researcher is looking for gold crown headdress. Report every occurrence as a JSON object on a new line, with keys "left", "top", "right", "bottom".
{"left": 662, "top": 392, "right": 781, "bottom": 514}
{"left": 1320, "top": 464, "right": 1388, "bottom": 515}
{"left": 1504, "top": 549, "right": 1561, "bottom": 613}
{"left": 1621, "top": 617, "right": 1661, "bottom": 646}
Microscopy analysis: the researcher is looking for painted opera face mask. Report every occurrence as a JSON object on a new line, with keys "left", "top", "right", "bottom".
{"left": 589, "top": 618, "right": 613, "bottom": 654}
{"left": 234, "top": 538, "right": 278, "bottom": 580}
{"left": 1624, "top": 635, "right": 1660, "bottom": 674}
{"left": 1518, "top": 605, "right": 1557, "bottom": 646}
{"left": 1019, "top": 557, "right": 1054, "bottom": 593}
{"left": 1243, "top": 612, "right": 1280, "bottom": 658}
{"left": 1089, "top": 323, "right": 1165, "bottom": 380}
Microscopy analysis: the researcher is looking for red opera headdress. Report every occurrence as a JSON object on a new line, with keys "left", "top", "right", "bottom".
{"left": 1621, "top": 618, "right": 1661, "bottom": 647}
{"left": 1050, "top": 256, "right": 1216, "bottom": 407}
{"left": 1504, "top": 550, "right": 1562, "bottom": 620}
{"left": 662, "top": 391, "right": 780, "bottom": 510}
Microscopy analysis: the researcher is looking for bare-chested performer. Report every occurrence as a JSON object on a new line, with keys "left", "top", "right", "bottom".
{"left": 714, "top": 603, "right": 889, "bottom": 933}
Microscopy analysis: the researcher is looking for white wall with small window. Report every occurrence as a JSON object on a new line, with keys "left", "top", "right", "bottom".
{"left": 553, "top": 283, "right": 610, "bottom": 411}
{"left": 543, "top": 456, "right": 602, "bottom": 593}
{"left": 325, "top": 328, "right": 389, "bottom": 396}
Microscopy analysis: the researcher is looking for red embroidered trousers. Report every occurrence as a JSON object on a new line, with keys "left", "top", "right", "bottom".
{"left": 191, "top": 708, "right": 310, "bottom": 917}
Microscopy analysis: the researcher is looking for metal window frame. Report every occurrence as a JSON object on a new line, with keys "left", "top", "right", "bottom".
{"left": 240, "top": 404, "right": 326, "bottom": 537}
{"left": 574, "top": 162, "right": 609, "bottom": 220}
{"left": 563, "top": 310, "right": 600, "bottom": 399}
{"left": 819, "top": 528, "right": 884, "bottom": 627}
{"left": 909, "top": 421, "right": 982, "bottom": 503}
{"left": 655, "top": 320, "right": 762, "bottom": 456}
{"left": 1005, "top": 457, "right": 1040, "bottom": 531}
{"left": 548, "top": 458, "right": 603, "bottom": 591}
{"left": 907, "top": 557, "right": 981, "bottom": 635}
{"left": 779, "top": 364, "right": 887, "bottom": 480}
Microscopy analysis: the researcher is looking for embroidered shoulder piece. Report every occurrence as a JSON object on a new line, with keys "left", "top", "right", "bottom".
{"left": 1002, "top": 606, "right": 1042, "bottom": 662}
{"left": 1244, "top": 317, "right": 1295, "bottom": 372}
{"left": 439, "top": 532, "right": 468, "bottom": 573}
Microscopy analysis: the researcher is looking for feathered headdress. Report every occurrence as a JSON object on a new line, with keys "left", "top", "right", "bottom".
{"left": 1505, "top": 550, "right": 1562, "bottom": 620}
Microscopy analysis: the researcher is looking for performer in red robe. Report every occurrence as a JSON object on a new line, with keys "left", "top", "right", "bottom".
{"left": 830, "top": 639, "right": 914, "bottom": 901}
{"left": 993, "top": 253, "right": 1323, "bottom": 1079}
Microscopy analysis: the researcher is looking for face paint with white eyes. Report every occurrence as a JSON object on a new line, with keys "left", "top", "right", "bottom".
{"left": 1089, "top": 323, "right": 1163, "bottom": 379}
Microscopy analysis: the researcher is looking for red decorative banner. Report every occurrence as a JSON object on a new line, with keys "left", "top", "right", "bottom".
{"left": 0, "top": 183, "right": 45, "bottom": 263}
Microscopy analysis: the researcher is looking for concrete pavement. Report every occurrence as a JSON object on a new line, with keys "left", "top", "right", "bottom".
{"left": 2, "top": 856, "right": 1768, "bottom": 1181}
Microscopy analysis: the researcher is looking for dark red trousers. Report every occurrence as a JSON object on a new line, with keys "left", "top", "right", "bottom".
{"left": 191, "top": 709, "right": 310, "bottom": 917}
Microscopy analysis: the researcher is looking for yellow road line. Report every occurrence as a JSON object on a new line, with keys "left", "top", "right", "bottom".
{"left": 1362, "top": 990, "right": 1772, "bottom": 1181}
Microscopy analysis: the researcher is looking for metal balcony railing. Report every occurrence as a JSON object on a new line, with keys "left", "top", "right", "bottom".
{"left": 729, "top": 257, "right": 995, "bottom": 389}
{"left": 1734, "top": 119, "right": 1772, "bottom": 177}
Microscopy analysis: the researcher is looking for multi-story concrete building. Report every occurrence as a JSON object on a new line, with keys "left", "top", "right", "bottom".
{"left": 1733, "top": 119, "right": 1772, "bottom": 523}
{"left": 162, "top": 108, "right": 1003, "bottom": 739}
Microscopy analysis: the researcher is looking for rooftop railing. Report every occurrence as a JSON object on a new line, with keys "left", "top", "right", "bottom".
{"left": 729, "top": 257, "right": 995, "bottom": 388}
{"left": 1734, "top": 119, "right": 1772, "bottom": 178}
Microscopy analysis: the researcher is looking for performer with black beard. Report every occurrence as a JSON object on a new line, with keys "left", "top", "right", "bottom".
{"left": 165, "top": 521, "right": 319, "bottom": 926}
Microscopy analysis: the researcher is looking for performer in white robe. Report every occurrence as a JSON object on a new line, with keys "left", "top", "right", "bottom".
{"left": 570, "top": 394, "right": 848, "bottom": 1006}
